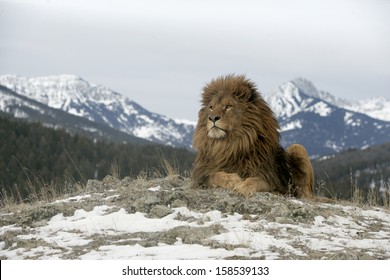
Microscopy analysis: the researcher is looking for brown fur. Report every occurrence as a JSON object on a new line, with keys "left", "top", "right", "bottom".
{"left": 192, "top": 74, "right": 314, "bottom": 199}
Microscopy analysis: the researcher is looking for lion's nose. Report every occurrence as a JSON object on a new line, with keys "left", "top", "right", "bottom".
{"left": 209, "top": 115, "right": 221, "bottom": 123}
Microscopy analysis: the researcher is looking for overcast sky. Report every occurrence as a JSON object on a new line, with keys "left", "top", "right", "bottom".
{"left": 0, "top": 0, "right": 389, "bottom": 121}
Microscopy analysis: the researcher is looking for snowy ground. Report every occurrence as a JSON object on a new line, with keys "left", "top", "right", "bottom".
{"left": 1, "top": 176, "right": 390, "bottom": 260}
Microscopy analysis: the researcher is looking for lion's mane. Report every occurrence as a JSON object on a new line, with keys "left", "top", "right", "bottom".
{"left": 192, "top": 74, "right": 295, "bottom": 194}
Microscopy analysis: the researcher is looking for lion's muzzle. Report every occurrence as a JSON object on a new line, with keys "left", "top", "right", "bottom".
{"left": 209, "top": 114, "right": 221, "bottom": 123}
{"left": 207, "top": 115, "right": 227, "bottom": 139}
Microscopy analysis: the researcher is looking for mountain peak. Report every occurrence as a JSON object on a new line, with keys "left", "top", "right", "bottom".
{"left": 289, "top": 78, "right": 390, "bottom": 122}
{"left": 265, "top": 79, "right": 318, "bottom": 120}
{"left": 0, "top": 74, "right": 85, "bottom": 83}
{"left": 291, "top": 78, "right": 320, "bottom": 97}
{"left": 0, "top": 74, "right": 122, "bottom": 107}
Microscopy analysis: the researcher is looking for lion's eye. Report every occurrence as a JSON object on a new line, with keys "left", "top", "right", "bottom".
{"left": 209, "top": 106, "right": 213, "bottom": 111}
{"left": 225, "top": 105, "right": 233, "bottom": 111}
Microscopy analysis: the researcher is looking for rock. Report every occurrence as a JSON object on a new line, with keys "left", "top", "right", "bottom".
{"left": 148, "top": 205, "right": 173, "bottom": 218}
{"left": 133, "top": 195, "right": 161, "bottom": 213}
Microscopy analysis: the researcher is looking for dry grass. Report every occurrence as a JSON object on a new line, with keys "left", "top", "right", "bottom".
{"left": 110, "top": 160, "right": 121, "bottom": 179}
{"left": 349, "top": 168, "right": 390, "bottom": 209}
{"left": 161, "top": 158, "right": 179, "bottom": 180}
{"left": 0, "top": 153, "right": 180, "bottom": 209}
{"left": 315, "top": 171, "right": 337, "bottom": 200}
{"left": 310, "top": 167, "right": 390, "bottom": 209}
{"left": 2, "top": 159, "right": 389, "bottom": 210}
{"left": 0, "top": 165, "right": 85, "bottom": 209}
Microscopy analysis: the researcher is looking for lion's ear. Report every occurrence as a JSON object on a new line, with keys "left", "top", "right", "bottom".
{"left": 233, "top": 81, "right": 258, "bottom": 103}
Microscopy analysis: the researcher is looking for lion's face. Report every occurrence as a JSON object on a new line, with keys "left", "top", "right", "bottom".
{"left": 193, "top": 74, "right": 277, "bottom": 156}
{"left": 197, "top": 75, "right": 256, "bottom": 141}
{"left": 205, "top": 95, "right": 240, "bottom": 139}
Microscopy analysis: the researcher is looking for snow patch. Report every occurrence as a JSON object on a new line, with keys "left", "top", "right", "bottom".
{"left": 306, "top": 101, "right": 333, "bottom": 117}
{"left": 148, "top": 185, "right": 161, "bottom": 192}
{"left": 2, "top": 199, "right": 390, "bottom": 260}
{"left": 281, "top": 120, "right": 302, "bottom": 131}
{"left": 344, "top": 112, "right": 362, "bottom": 127}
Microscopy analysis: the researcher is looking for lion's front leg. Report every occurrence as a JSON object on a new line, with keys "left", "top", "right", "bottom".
{"left": 207, "top": 173, "right": 274, "bottom": 197}
{"left": 233, "top": 177, "right": 274, "bottom": 197}
{"left": 207, "top": 172, "right": 243, "bottom": 190}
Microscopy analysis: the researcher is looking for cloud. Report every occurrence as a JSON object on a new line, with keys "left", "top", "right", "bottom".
{"left": 0, "top": 0, "right": 389, "bottom": 120}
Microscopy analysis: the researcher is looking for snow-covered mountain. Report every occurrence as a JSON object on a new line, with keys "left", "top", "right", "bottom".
{"left": 265, "top": 78, "right": 390, "bottom": 122}
{"left": 0, "top": 75, "right": 194, "bottom": 148}
{"left": 264, "top": 79, "right": 390, "bottom": 156}
{"left": 340, "top": 97, "right": 390, "bottom": 122}
{"left": 281, "top": 78, "right": 390, "bottom": 121}
{"left": 0, "top": 74, "right": 388, "bottom": 156}
{"left": 0, "top": 84, "right": 151, "bottom": 145}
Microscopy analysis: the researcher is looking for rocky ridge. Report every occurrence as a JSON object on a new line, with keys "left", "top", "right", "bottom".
{"left": 1, "top": 176, "right": 389, "bottom": 260}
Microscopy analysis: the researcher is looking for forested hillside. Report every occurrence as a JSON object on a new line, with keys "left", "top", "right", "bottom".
{"left": 313, "top": 143, "right": 390, "bottom": 201}
{"left": 0, "top": 116, "right": 195, "bottom": 202}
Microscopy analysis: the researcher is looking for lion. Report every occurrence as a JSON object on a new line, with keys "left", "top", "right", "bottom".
{"left": 192, "top": 74, "right": 314, "bottom": 199}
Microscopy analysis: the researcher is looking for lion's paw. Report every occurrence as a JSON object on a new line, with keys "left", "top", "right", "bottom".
{"left": 209, "top": 172, "right": 243, "bottom": 190}
{"left": 223, "top": 173, "right": 242, "bottom": 189}
{"left": 233, "top": 181, "right": 257, "bottom": 197}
